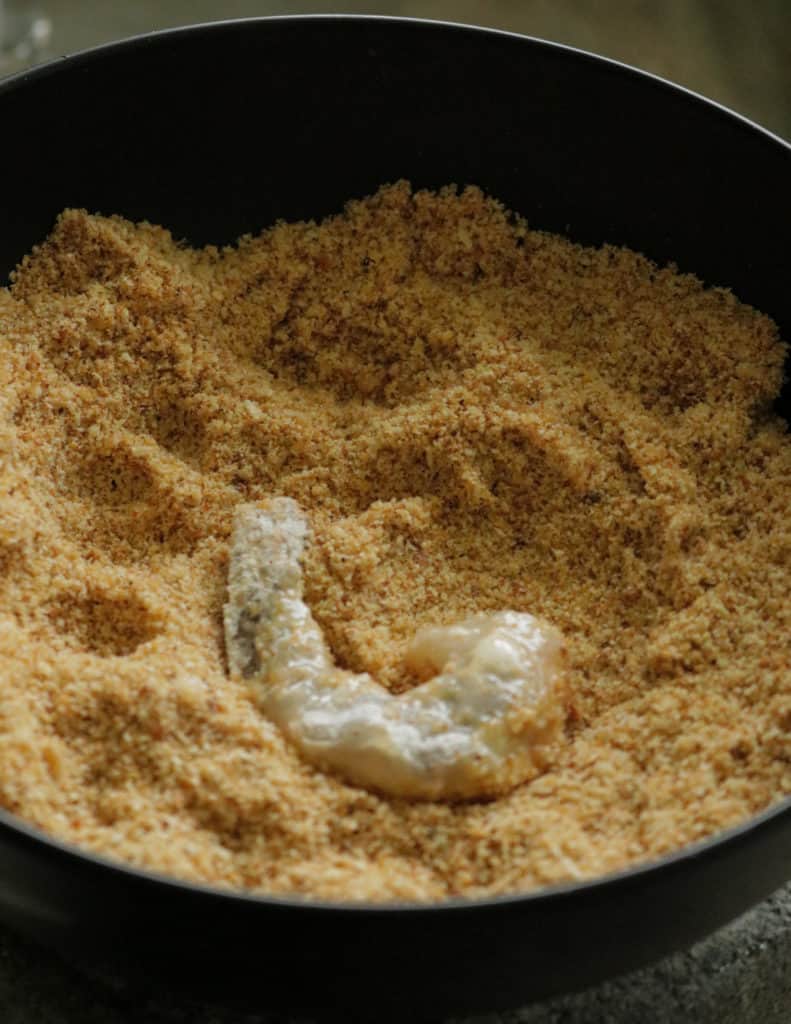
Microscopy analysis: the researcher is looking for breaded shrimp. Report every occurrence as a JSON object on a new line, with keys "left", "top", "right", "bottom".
{"left": 224, "top": 498, "right": 568, "bottom": 800}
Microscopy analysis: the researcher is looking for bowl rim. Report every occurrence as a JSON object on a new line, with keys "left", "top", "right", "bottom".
{"left": 1, "top": 12, "right": 790, "bottom": 152}
{"left": 2, "top": 792, "right": 790, "bottom": 916}
{"left": 0, "top": 12, "right": 789, "bottom": 917}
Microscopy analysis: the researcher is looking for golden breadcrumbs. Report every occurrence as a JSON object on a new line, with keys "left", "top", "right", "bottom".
{"left": 0, "top": 182, "right": 789, "bottom": 901}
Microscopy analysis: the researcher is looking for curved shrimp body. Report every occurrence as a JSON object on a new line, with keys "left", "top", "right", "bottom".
{"left": 224, "top": 498, "right": 569, "bottom": 800}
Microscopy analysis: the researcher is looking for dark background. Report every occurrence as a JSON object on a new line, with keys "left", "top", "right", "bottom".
{"left": 3, "top": 0, "right": 791, "bottom": 142}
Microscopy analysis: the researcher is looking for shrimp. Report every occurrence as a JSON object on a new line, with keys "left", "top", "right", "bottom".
{"left": 223, "top": 498, "right": 569, "bottom": 800}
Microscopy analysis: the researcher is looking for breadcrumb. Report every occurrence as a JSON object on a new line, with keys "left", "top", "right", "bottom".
{"left": 0, "top": 182, "right": 788, "bottom": 901}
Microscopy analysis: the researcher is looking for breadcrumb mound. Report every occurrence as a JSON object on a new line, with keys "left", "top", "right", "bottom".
{"left": 0, "top": 182, "right": 788, "bottom": 902}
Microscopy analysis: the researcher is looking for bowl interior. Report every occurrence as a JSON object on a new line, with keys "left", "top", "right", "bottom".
{"left": 0, "top": 16, "right": 789, "bottom": 425}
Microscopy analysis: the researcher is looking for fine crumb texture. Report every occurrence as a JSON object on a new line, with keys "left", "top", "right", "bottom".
{"left": 0, "top": 182, "right": 789, "bottom": 902}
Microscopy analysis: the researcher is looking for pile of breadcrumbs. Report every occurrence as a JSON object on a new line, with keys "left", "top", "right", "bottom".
{"left": 0, "top": 182, "right": 788, "bottom": 901}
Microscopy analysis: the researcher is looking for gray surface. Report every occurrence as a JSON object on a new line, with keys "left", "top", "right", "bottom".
{"left": 0, "top": 883, "right": 790, "bottom": 1022}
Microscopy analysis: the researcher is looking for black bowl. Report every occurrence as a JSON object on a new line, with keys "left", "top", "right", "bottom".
{"left": 0, "top": 15, "right": 789, "bottom": 1019}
